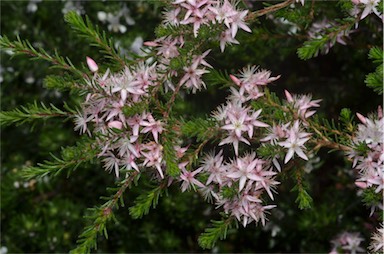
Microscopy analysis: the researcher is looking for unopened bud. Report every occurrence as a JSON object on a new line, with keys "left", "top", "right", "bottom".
{"left": 230, "top": 74, "right": 241, "bottom": 86}
{"left": 378, "top": 105, "right": 383, "bottom": 119}
{"left": 284, "top": 90, "right": 294, "bottom": 102}
{"left": 108, "top": 121, "right": 123, "bottom": 130}
{"left": 356, "top": 113, "right": 366, "bottom": 124}
{"left": 355, "top": 181, "right": 367, "bottom": 189}
{"left": 86, "top": 56, "right": 98, "bottom": 72}
{"left": 143, "top": 41, "right": 158, "bottom": 47}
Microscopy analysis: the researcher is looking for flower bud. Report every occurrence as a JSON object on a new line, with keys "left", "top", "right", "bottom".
{"left": 86, "top": 56, "right": 99, "bottom": 72}
{"left": 356, "top": 113, "right": 366, "bottom": 124}
{"left": 108, "top": 121, "right": 123, "bottom": 130}
{"left": 230, "top": 74, "right": 241, "bottom": 86}
{"left": 143, "top": 41, "right": 159, "bottom": 47}
{"left": 284, "top": 90, "right": 294, "bottom": 102}
{"left": 355, "top": 181, "right": 367, "bottom": 189}
{"left": 378, "top": 105, "right": 383, "bottom": 119}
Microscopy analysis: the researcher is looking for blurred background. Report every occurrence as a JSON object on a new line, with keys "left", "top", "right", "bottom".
{"left": 1, "top": 0, "right": 382, "bottom": 252}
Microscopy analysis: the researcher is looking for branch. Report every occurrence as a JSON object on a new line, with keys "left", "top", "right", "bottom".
{"left": 20, "top": 140, "right": 97, "bottom": 180}
{"left": 246, "top": 0, "right": 296, "bottom": 21}
{"left": 0, "top": 35, "right": 86, "bottom": 78}
{"left": 198, "top": 216, "right": 234, "bottom": 249}
{"left": 0, "top": 102, "right": 72, "bottom": 127}
{"left": 71, "top": 171, "right": 139, "bottom": 254}
{"left": 64, "top": 11, "right": 126, "bottom": 69}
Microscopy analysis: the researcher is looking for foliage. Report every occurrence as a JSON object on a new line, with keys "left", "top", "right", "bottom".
{"left": 1, "top": 1, "right": 382, "bottom": 253}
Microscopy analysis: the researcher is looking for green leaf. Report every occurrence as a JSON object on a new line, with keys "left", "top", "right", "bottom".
{"left": 0, "top": 102, "right": 70, "bottom": 127}
{"left": 295, "top": 188, "right": 313, "bottom": 210}
{"left": 122, "top": 102, "right": 149, "bottom": 118}
{"left": 72, "top": 175, "right": 137, "bottom": 253}
{"left": 198, "top": 217, "right": 234, "bottom": 249}
{"left": 181, "top": 117, "right": 218, "bottom": 142}
{"left": 64, "top": 11, "right": 126, "bottom": 69}
{"left": 0, "top": 35, "right": 84, "bottom": 77}
{"left": 368, "top": 46, "right": 383, "bottom": 64}
{"left": 20, "top": 139, "right": 97, "bottom": 180}
{"left": 43, "top": 74, "right": 83, "bottom": 92}
{"left": 291, "top": 183, "right": 313, "bottom": 210}
{"left": 204, "top": 69, "right": 232, "bottom": 88}
{"left": 365, "top": 47, "right": 383, "bottom": 95}
{"left": 297, "top": 37, "right": 328, "bottom": 60}
{"left": 129, "top": 186, "right": 163, "bottom": 219}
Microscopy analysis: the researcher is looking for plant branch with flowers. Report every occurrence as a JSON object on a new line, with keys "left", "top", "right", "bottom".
{"left": 1, "top": 0, "right": 382, "bottom": 252}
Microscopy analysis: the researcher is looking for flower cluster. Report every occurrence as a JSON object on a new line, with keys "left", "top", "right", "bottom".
{"left": 74, "top": 60, "right": 172, "bottom": 178}
{"left": 260, "top": 90, "right": 321, "bottom": 168}
{"left": 145, "top": 35, "right": 212, "bottom": 93}
{"left": 176, "top": 65, "right": 282, "bottom": 227}
{"left": 329, "top": 231, "right": 365, "bottom": 254}
{"left": 169, "top": 0, "right": 251, "bottom": 45}
{"left": 349, "top": 109, "right": 383, "bottom": 211}
{"left": 144, "top": 0, "right": 252, "bottom": 94}
{"left": 177, "top": 65, "right": 324, "bottom": 228}
{"left": 178, "top": 150, "right": 280, "bottom": 227}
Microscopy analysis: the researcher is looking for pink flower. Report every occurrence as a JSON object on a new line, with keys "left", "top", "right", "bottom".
{"left": 260, "top": 122, "right": 290, "bottom": 145}
{"left": 221, "top": 109, "right": 249, "bottom": 139}
{"left": 162, "top": 7, "right": 181, "bottom": 26}
{"left": 200, "top": 150, "right": 226, "bottom": 185}
{"left": 229, "top": 9, "right": 251, "bottom": 38}
{"left": 210, "top": 0, "right": 237, "bottom": 27}
{"left": 179, "top": 60, "right": 209, "bottom": 92}
{"left": 127, "top": 114, "right": 143, "bottom": 142}
{"left": 179, "top": 163, "right": 205, "bottom": 192}
{"left": 174, "top": 145, "right": 189, "bottom": 159}
{"left": 111, "top": 67, "right": 145, "bottom": 102}
{"left": 226, "top": 155, "right": 262, "bottom": 192}
{"left": 140, "top": 113, "right": 164, "bottom": 143}
{"left": 141, "top": 142, "right": 164, "bottom": 178}
{"left": 219, "top": 29, "right": 239, "bottom": 52}
{"left": 73, "top": 110, "right": 93, "bottom": 135}
{"left": 252, "top": 204, "right": 276, "bottom": 226}
{"left": 285, "top": 91, "right": 321, "bottom": 119}
{"left": 219, "top": 102, "right": 268, "bottom": 155}
{"left": 278, "top": 121, "right": 311, "bottom": 163}
{"left": 102, "top": 152, "right": 120, "bottom": 177}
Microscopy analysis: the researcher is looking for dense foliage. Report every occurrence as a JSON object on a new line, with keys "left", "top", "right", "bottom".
{"left": 1, "top": 0, "right": 382, "bottom": 253}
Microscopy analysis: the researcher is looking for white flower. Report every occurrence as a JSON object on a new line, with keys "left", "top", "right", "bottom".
{"left": 278, "top": 121, "right": 310, "bottom": 163}
{"left": 360, "top": 0, "right": 382, "bottom": 19}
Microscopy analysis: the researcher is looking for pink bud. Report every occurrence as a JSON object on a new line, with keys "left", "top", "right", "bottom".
{"left": 86, "top": 56, "right": 98, "bottom": 72}
{"left": 351, "top": 0, "right": 360, "bottom": 4}
{"left": 378, "top": 105, "right": 383, "bottom": 119}
{"left": 229, "top": 74, "right": 241, "bottom": 86}
{"left": 108, "top": 121, "right": 123, "bottom": 130}
{"left": 356, "top": 113, "right": 366, "bottom": 124}
{"left": 284, "top": 90, "right": 294, "bottom": 102}
{"left": 355, "top": 181, "right": 367, "bottom": 189}
{"left": 143, "top": 41, "right": 159, "bottom": 47}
